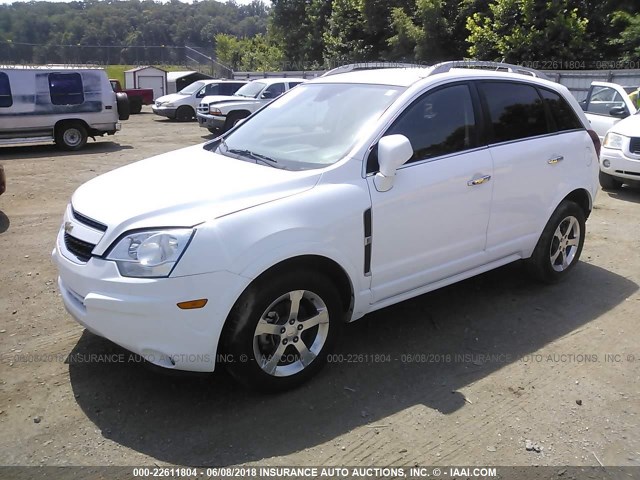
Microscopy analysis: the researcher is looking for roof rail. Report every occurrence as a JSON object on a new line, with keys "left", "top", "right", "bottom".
{"left": 321, "top": 62, "right": 428, "bottom": 77}
{"left": 321, "top": 60, "right": 550, "bottom": 80}
{"left": 429, "top": 60, "right": 549, "bottom": 80}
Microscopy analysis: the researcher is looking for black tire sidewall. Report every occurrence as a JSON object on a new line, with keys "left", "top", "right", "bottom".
{"left": 222, "top": 271, "right": 343, "bottom": 391}
{"left": 176, "top": 106, "right": 193, "bottom": 122}
{"left": 527, "top": 201, "right": 586, "bottom": 283}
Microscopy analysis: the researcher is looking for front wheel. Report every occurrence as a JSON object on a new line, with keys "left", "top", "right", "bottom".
{"left": 526, "top": 201, "right": 586, "bottom": 283}
{"left": 175, "top": 105, "right": 194, "bottom": 122}
{"left": 221, "top": 271, "right": 343, "bottom": 391}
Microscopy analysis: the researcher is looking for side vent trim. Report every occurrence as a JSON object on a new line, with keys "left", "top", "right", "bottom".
{"left": 364, "top": 208, "right": 372, "bottom": 277}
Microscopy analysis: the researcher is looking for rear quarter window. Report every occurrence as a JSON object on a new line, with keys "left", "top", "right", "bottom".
{"left": 479, "top": 82, "right": 550, "bottom": 143}
{"left": 49, "top": 73, "right": 84, "bottom": 105}
{"left": 0, "top": 72, "right": 12, "bottom": 107}
{"left": 539, "top": 88, "right": 583, "bottom": 132}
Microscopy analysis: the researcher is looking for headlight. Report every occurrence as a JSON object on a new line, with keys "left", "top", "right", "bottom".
{"left": 603, "top": 132, "right": 625, "bottom": 150}
{"left": 210, "top": 108, "right": 223, "bottom": 116}
{"left": 164, "top": 102, "right": 175, "bottom": 108}
{"left": 106, "top": 229, "right": 194, "bottom": 278}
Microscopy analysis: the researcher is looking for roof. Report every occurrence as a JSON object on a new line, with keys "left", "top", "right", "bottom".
{"left": 1, "top": 64, "right": 104, "bottom": 71}
{"left": 125, "top": 65, "right": 167, "bottom": 73}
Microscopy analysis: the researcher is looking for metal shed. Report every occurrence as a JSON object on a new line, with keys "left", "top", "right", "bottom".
{"left": 167, "top": 71, "right": 214, "bottom": 94}
{"left": 124, "top": 66, "right": 167, "bottom": 100}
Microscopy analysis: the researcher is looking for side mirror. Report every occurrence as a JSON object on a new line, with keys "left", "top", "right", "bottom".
{"left": 260, "top": 91, "right": 274, "bottom": 99}
{"left": 609, "top": 106, "right": 629, "bottom": 118}
{"left": 374, "top": 134, "right": 413, "bottom": 192}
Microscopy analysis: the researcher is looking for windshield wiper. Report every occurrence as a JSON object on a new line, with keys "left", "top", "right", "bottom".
{"left": 227, "top": 149, "right": 279, "bottom": 167}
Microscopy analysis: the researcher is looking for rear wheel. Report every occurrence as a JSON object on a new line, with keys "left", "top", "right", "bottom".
{"left": 222, "top": 271, "right": 342, "bottom": 391}
{"left": 175, "top": 105, "right": 194, "bottom": 122}
{"left": 55, "top": 122, "right": 88, "bottom": 151}
{"left": 599, "top": 171, "right": 622, "bottom": 190}
{"left": 526, "top": 201, "right": 586, "bottom": 283}
{"left": 207, "top": 128, "right": 218, "bottom": 134}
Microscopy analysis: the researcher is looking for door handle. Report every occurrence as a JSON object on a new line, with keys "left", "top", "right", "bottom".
{"left": 467, "top": 175, "right": 492, "bottom": 186}
{"left": 548, "top": 155, "right": 564, "bottom": 164}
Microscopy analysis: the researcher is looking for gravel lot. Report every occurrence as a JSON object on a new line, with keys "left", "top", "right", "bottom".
{"left": 1, "top": 109, "right": 639, "bottom": 471}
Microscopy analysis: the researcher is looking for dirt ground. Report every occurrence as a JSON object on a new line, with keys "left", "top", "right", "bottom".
{"left": 1, "top": 109, "right": 639, "bottom": 471}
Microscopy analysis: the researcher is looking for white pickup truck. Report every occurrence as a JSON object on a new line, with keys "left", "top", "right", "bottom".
{"left": 196, "top": 77, "right": 304, "bottom": 133}
{"left": 580, "top": 81, "right": 638, "bottom": 140}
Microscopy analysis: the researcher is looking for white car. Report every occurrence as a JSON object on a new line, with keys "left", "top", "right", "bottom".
{"left": 152, "top": 80, "right": 247, "bottom": 122}
{"left": 196, "top": 77, "right": 304, "bottom": 133}
{"left": 53, "top": 65, "right": 600, "bottom": 391}
{"left": 580, "top": 81, "right": 638, "bottom": 141}
{"left": 599, "top": 111, "right": 640, "bottom": 189}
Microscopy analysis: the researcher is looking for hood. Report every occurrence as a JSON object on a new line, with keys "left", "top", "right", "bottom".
{"left": 71, "top": 144, "right": 321, "bottom": 249}
{"left": 609, "top": 113, "right": 640, "bottom": 137}
{"left": 201, "top": 94, "right": 251, "bottom": 105}
{"left": 156, "top": 93, "right": 185, "bottom": 103}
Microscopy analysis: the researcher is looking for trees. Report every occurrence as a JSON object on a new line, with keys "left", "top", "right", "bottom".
{"left": 466, "top": 0, "right": 589, "bottom": 62}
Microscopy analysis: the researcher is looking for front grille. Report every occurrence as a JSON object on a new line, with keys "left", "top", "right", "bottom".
{"left": 615, "top": 170, "right": 640, "bottom": 177}
{"left": 72, "top": 208, "right": 107, "bottom": 232}
{"left": 629, "top": 137, "right": 640, "bottom": 155}
{"left": 197, "top": 104, "right": 209, "bottom": 114}
{"left": 64, "top": 233, "right": 96, "bottom": 262}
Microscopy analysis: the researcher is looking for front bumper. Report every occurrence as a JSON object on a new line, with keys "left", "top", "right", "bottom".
{"left": 52, "top": 230, "right": 250, "bottom": 372}
{"left": 601, "top": 147, "right": 640, "bottom": 182}
{"left": 197, "top": 113, "right": 226, "bottom": 130}
{"left": 152, "top": 106, "right": 177, "bottom": 119}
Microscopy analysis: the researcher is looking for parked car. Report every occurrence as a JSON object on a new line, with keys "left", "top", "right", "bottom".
{"left": 110, "top": 79, "right": 154, "bottom": 114}
{"left": 53, "top": 64, "right": 599, "bottom": 391}
{"left": 0, "top": 66, "right": 129, "bottom": 150}
{"left": 153, "top": 80, "right": 247, "bottom": 122}
{"left": 196, "top": 77, "right": 304, "bottom": 133}
{"left": 0, "top": 164, "right": 5, "bottom": 196}
{"left": 599, "top": 110, "right": 640, "bottom": 189}
{"left": 580, "top": 81, "right": 638, "bottom": 140}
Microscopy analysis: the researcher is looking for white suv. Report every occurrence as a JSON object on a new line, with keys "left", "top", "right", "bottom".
{"left": 599, "top": 111, "right": 640, "bottom": 189}
{"left": 53, "top": 64, "right": 600, "bottom": 391}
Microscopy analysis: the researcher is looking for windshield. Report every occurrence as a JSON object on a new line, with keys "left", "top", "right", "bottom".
{"left": 234, "top": 82, "right": 266, "bottom": 98}
{"left": 214, "top": 83, "right": 404, "bottom": 170}
{"left": 179, "top": 81, "right": 206, "bottom": 95}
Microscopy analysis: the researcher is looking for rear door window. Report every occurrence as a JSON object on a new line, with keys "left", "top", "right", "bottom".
{"left": 539, "top": 88, "right": 583, "bottom": 132}
{"left": 49, "top": 73, "right": 84, "bottom": 105}
{"left": 479, "top": 82, "right": 550, "bottom": 143}
{"left": 0, "top": 72, "right": 12, "bottom": 108}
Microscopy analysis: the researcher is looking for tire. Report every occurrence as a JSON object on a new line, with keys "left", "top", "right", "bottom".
{"left": 55, "top": 122, "right": 88, "bottom": 151}
{"left": 221, "top": 270, "right": 343, "bottom": 392}
{"left": 526, "top": 200, "right": 586, "bottom": 283}
{"left": 599, "top": 171, "right": 622, "bottom": 190}
{"left": 175, "top": 105, "right": 194, "bottom": 122}
{"left": 223, "top": 111, "right": 248, "bottom": 132}
{"left": 116, "top": 92, "right": 130, "bottom": 121}
{"left": 207, "top": 128, "right": 218, "bottom": 135}
{"left": 130, "top": 98, "right": 143, "bottom": 114}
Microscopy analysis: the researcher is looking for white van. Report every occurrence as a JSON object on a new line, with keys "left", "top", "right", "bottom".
{"left": 0, "top": 66, "right": 129, "bottom": 151}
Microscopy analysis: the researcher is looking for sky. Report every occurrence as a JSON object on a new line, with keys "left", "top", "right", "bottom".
{"left": 0, "top": 0, "right": 259, "bottom": 5}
